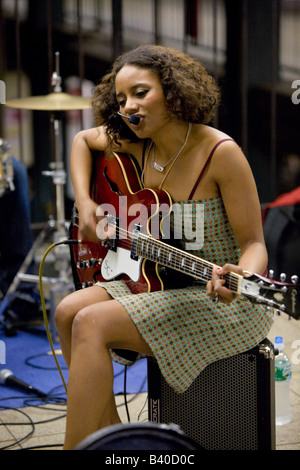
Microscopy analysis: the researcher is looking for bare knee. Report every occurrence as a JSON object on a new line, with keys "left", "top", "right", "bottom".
{"left": 55, "top": 293, "right": 79, "bottom": 333}
{"left": 71, "top": 306, "right": 104, "bottom": 345}
{"left": 55, "top": 286, "right": 112, "bottom": 333}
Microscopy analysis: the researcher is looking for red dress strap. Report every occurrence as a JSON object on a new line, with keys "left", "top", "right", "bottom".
{"left": 188, "top": 138, "right": 234, "bottom": 200}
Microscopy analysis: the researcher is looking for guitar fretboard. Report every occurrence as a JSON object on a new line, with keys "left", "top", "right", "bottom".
{"left": 134, "top": 232, "right": 242, "bottom": 294}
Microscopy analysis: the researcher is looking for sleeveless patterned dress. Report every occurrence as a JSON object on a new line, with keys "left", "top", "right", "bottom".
{"left": 96, "top": 140, "right": 274, "bottom": 393}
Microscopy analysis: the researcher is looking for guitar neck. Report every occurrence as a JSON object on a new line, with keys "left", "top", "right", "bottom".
{"left": 134, "top": 231, "right": 243, "bottom": 294}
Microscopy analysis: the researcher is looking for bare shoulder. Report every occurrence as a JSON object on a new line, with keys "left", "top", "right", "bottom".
{"left": 197, "top": 126, "right": 249, "bottom": 172}
{"left": 75, "top": 126, "right": 145, "bottom": 163}
{"left": 74, "top": 126, "right": 107, "bottom": 151}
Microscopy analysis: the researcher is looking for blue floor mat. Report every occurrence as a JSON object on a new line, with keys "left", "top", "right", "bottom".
{"left": 0, "top": 326, "right": 147, "bottom": 409}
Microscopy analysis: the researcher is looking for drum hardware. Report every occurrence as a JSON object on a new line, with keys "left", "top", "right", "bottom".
{"left": 0, "top": 138, "right": 15, "bottom": 197}
{"left": 1, "top": 52, "right": 91, "bottom": 340}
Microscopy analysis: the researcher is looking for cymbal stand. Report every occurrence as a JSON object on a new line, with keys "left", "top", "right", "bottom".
{"left": 42, "top": 52, "right": 75, "bottom": 340}
{"left": 0, "top": 53, "right": 74, "bottom": 341}
{"left": 43, "top": 52, "right": 67, "bottom": 234}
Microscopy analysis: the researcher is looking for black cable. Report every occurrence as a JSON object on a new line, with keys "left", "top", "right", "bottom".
{"left": 0, "top": 393, "right": 67, "bottom": 450}
{"left": 1, "top": 239, "right": 148, "bottom": 448}
{"left": 24, "top": 352, "right": 68, "bottom": 370}
{"left": 123, "top": 365, "right": 130, "bottom": 422}
{"left": 0, "top": 406, "right": 35, "bottom": 450}
{"left": 18, "top": 443, "right": 63, "bottom": 450}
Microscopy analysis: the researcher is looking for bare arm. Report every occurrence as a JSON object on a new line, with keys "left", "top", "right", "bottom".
{"left": 70, "top": 126, "right": 141, "bottom": 242}
{"left": 206, "top": 141, "right": 267, "bottom": 302}
{"left": 70, "top": 127, "right": 108, "bottom": 242}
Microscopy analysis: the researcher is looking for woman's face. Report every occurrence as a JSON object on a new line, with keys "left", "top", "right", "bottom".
{"left": 115, "top": 65, "right": 170, "bottom": 138}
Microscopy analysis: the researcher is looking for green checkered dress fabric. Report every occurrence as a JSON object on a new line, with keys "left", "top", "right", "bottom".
{"left": 97, "top": 198, "right": 273, "bottom": 393}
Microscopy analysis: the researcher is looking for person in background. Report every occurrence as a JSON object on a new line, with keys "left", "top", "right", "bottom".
{"left": 0, "top": 155, "right": 33, "bottom": 297}
{"left": 263, "top": 153, "right": 300, "bottom": 280}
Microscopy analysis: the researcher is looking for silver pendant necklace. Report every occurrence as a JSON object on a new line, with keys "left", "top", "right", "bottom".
{"left": 151, "top": 122, "right": 193, "bottom": 172}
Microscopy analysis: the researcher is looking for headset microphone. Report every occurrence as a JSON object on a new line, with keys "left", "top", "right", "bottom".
{"left": 117, "top": 112, "right": 140, "bottom": 125}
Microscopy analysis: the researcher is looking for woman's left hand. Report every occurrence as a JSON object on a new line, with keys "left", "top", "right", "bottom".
{"left": 206, "top": 263, "right": 246, "bottom": 304}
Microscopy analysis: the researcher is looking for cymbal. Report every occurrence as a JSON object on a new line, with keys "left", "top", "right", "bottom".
{"left": 5, "top": 92, "right": 91, "bottom": 111}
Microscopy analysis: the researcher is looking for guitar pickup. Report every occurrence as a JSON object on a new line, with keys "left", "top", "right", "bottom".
{"left": 130, "top": 224, "right": 142, "bottom": 261}
{"left": 101, "top": 214, "right": 119, "bottom": 252}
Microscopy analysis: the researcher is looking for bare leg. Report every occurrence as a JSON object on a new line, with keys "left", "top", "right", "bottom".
{"left": 62, "top": 297, "right": 153, "bottom": 450}
{"left": 55, "top": 286, "right": 111, "bottom": 368}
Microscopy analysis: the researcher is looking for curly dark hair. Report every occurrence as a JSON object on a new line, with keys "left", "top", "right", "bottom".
{"left": 92, "top": 44, "right": 221, "bottom": 151}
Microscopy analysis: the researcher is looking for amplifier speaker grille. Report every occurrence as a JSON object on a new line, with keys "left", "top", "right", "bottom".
{"left": 148, "top": 339, "right": 275, "bottom": 450}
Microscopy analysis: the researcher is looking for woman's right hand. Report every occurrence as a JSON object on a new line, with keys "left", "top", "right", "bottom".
{"left": 77, "top": 198, "right": 100, "bottom": 243}
{"left": 77, "top": 198, "right": 116, "bottom": 243}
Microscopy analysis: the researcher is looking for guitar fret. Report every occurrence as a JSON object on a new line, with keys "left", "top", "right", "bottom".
{"left": 134, "top": 236, "right": 240, "bottom": 292}
{"left": 136, "top": 235, "right": 214, "bottom": 283}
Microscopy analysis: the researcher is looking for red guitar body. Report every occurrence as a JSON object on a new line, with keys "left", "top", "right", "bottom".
{"left": 71, "top": 151, "right": 172, "bottom": 294}
{"left": 70, "top": 152, "right": 300, "bottom": 318}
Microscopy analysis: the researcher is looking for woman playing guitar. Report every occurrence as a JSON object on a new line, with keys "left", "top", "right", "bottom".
{"left": 55, "top": 45, "right": 273, "bottom": 450}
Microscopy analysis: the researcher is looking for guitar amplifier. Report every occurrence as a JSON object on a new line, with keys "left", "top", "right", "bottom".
{"left": 148, "top": 338, "right": 276, "bottom": 450}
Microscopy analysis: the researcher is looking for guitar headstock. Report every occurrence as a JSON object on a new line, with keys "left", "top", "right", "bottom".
{"left": 241, "top": 271, "right": 300, "bottom": 320}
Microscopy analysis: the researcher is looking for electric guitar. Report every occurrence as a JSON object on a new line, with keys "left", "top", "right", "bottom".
{"left": 71, "top": 151, "right": 300, "bottom": 320}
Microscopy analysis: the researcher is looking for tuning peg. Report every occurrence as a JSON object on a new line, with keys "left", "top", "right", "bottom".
{"left": 291, "top": 275, "right": 299, "bottom": 284}
{"left": 280, "top": 273, "right": 286, "bottom": 282}
{"left": 268, "top": 269, "right": 274, "bottom": 279}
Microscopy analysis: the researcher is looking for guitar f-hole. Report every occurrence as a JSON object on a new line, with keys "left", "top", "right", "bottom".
{"left": 103, "top": 167, "right": 126, "bottom": 206}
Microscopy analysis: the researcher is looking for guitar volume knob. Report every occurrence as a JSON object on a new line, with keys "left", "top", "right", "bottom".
{"left": 291, "top": 275, "right": 299, "bottom": 284}
{"left": 77, "top": 260, "right": 86, "bottom": 269}
{"left": 87, "top": 258, "right": 96, "bottom": 268}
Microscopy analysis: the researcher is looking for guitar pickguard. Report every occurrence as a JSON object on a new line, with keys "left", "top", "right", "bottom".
{"left": 101, "top": 247, "right": 142, "bottom": 282}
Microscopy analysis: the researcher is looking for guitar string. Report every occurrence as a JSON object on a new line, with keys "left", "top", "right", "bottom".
{"left": 105, "top": 224, "right": 240, "bottom": 291}
{"left": 73, "top": 212, "right": 242, "bottom": 291}
{"left": 74, "top": 220, "right": 289, "bottom": 298}
{"left": 72, "top": 211, "right": 239, "bottom": 288}
{"left": 73, "top": 217, "right": 239, "bottom": 288}
{"left": 74, "top": 222, "right": 294, "bottom": 312}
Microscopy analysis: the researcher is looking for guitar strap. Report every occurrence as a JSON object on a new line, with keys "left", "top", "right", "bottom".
{"left": 188, "top": 138, "right": 234, "bottom": 200}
